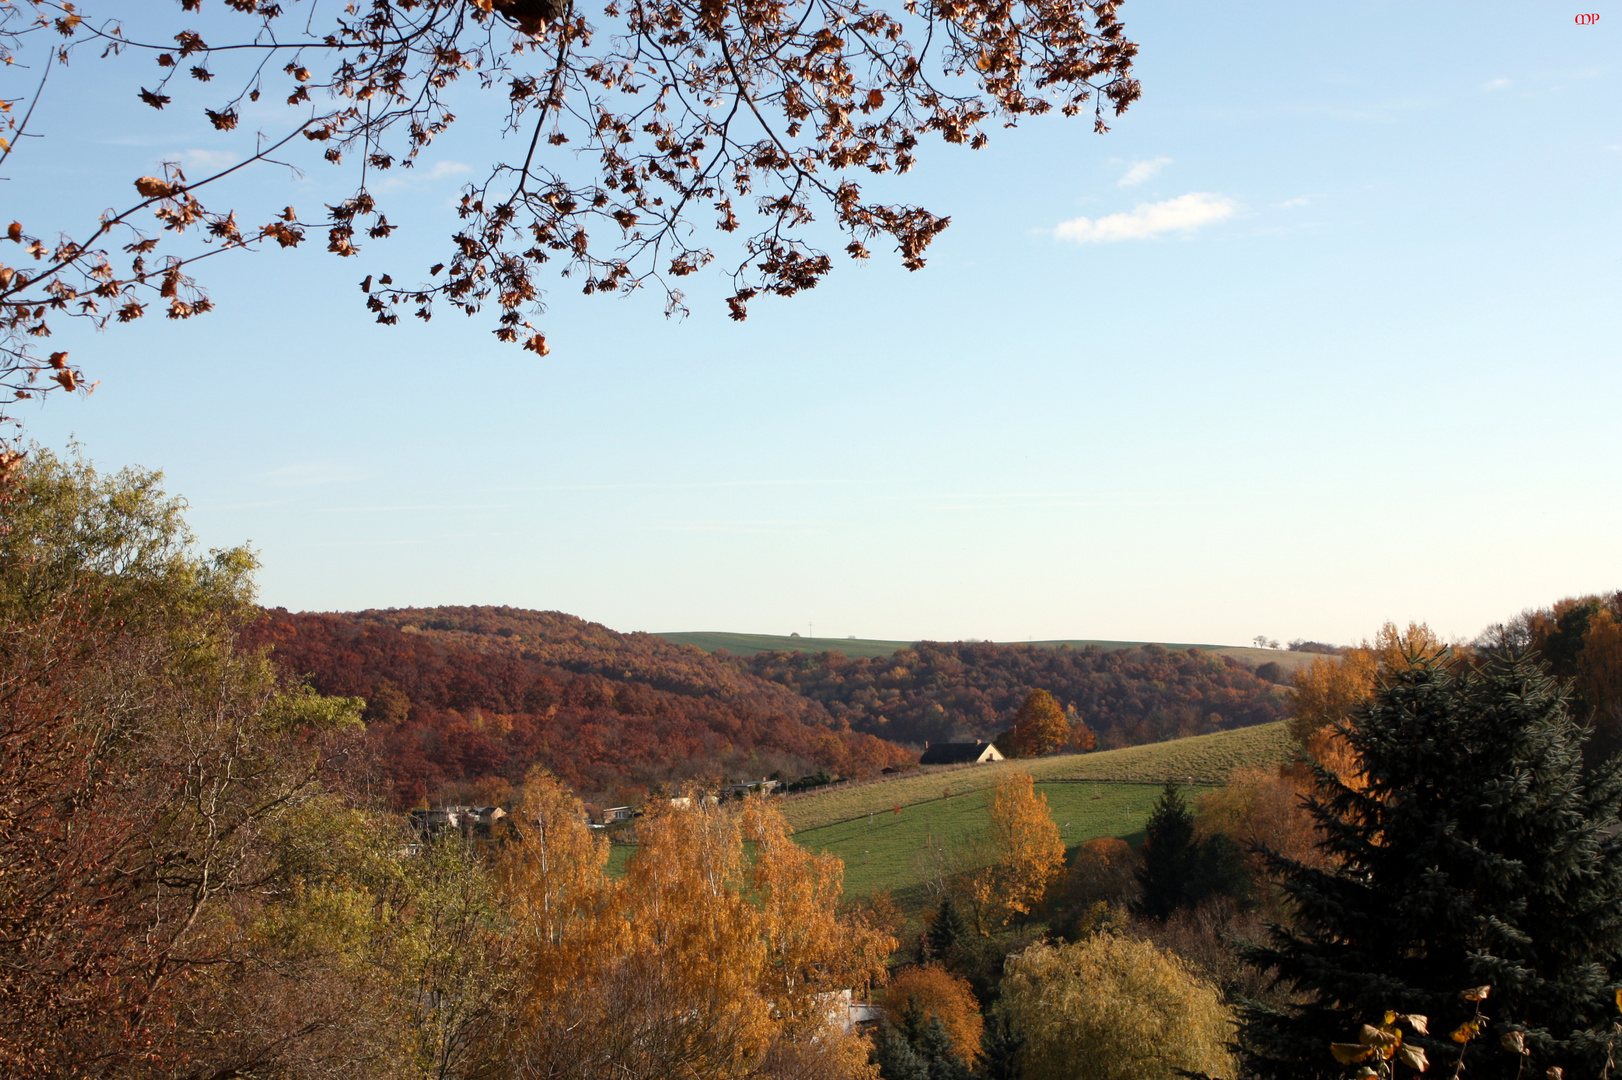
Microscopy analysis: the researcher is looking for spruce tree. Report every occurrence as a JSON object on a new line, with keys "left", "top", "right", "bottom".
{"left": 875, "top": 1000, "right": 973, "bottom": 1080}
{"left": 1240, "top": 651, "right": 1622, "bottom": 1079}
{"left": 978, "top": 1014, "right": 1024, "bottom": 1080}
{"left": 1132, "top": 781, "right": 1199, "bottom": 919}
{"left": 927, "top": 898, "right": 969, "bottom": 966}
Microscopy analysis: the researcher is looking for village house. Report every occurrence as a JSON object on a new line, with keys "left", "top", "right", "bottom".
{"left": 917, "top": 739, "right": 1005, "bottom": 766}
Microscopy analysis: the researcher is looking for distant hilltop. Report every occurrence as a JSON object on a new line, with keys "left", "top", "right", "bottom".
{"left": 657, "top": 630, "right": 1325, "bottom": 673}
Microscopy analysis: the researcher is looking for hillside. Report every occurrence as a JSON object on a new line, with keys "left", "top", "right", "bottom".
{"left": 244, "top": 606, "right": 912, "bottom": 808}
{"left": 738, "top": 640, "right": 1291, "bottom": 750}
{"left": 661, "top": 631, "right": 1326, "bottom": 672}
{"left": 780, "top": 721, "right": 1295, "bottom": 833}
{"left": 785, "top": 722, "right": 1296, "bottom": 902}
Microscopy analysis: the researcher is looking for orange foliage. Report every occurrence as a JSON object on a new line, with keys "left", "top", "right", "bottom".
{"left": 1290, "top": 622, "right": 1450, "bottom": 732}
{"left": 881, "top": 964, "right": 984, "bottom": 1065}
{"left": 497, "top": 779, "right": 890, "bottom": 1078}
{"left": 968, "top": 772, "right": 1066, "bottom": 930}
{"left": 1008, "top": 690, "right": 1071, "bottom": 757}
{"left": 242, "top": 607, "right": 914, "bottom": 806}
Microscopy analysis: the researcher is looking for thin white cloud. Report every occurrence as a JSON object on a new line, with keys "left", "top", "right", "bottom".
{"left": 1278, "top": 193, "right": 1325, "bottom": 209}
{"left": 1482, "top": 77, "right": 1512, "bottom": 91}
{"left": 1118, "top": 156, "right": 1172, "bottom": 186}
{"left": 1055, "top": 193, "right": 1237, "bottom": 243}
{"left": 178, "top": 148, "right": 239, "bottom": 173}
{"left": 261, "top": 462, "right": 366, "bottom": 488}
{"left": 425, "top": 160, "right": 473, "bottom": 179}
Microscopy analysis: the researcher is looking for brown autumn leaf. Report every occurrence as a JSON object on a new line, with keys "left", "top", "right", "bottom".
{"left": 1331, "top": 1043, "right": 1372, "bottom": 1065}
{"left": 134, "top": 177, "right": 177, "bottom": 199}
{"left": 1395, "top": 1044, "right": 1429, "bottom": 1072}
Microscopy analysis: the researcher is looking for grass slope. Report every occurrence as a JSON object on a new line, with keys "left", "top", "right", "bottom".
{"left": 779, "top": 721, "right": 1295, "bottom": 834}
{"left": 605, "top": 723, "right": 1297, "bottom": 901}
{"left": 796, "top": 781, "right": 1210, "bottom": 903}
{"left": 658, "top": 631, "right": 1323, "bottom": 672}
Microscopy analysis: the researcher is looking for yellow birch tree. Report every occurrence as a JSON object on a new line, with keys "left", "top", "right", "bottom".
{"left": 968, "top": 772, "right": 1065, "bottom": 930}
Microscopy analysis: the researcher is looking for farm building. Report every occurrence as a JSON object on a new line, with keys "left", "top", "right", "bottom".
{"left": 918, "top": 740, "right": 1005, "bottom": 766}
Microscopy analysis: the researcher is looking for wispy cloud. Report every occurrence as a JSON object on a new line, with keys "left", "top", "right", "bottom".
{"left": 425, "top": 160, "right": 473, "bottom": 179}
{"left": 260, "top": 462, "right": 367, "bottom": 488}
{"left": 1277, "top": 193, "right": 1324, "bottom": 209}
{"left": 1055, "top": 193, "right": 1237, "bottom": 243}
{"left": 178, "top": 148, "right": 240, "bottom": 173}
{"left": 1118, "top": 157, "right": 1172, "bottom": 186}
{"left": 1482, "top": 77, "right": 1512, "bottom": 91}
{"left": 647, "top": 520, "right": 822, "bottom": 534}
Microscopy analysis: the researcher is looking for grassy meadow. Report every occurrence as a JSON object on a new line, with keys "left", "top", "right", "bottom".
{"left": 796, "top": 780, "right": 1210, "bottom": 904}
{"left": 778, "top": 720, "right": 1294, "bottom": 833}
{"left": 604, "top": 722, "right": 1296, "bottom": 903}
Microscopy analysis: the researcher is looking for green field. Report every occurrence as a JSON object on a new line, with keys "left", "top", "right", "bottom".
{"left": 657, "top": 630, "right": 1324, "bottom": 672}
{"left": 795, "top": 781, "right": 1208, "bottom": 903}
{"left": 604, "top": 723, "right": 1297, "bottom": 901}
{"left": 778, "top": 721, "right": 1294, "bottom": 833}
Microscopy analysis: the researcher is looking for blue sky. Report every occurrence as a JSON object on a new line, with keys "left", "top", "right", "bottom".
{"left": 10, "top": 2, "right": 1619, "bottom": 647}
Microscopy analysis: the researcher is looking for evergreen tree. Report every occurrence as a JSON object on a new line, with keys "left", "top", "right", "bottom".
{"left": 927, "top": 899, "right": 969, "bottom": 966}
{"left": 874, "top": 1025, "right": 930, "bottom": 1080}
{"left": 1131, "top": 781, "right": 1199, "bottom": 920}
{"left": 1240, "top": 652, "right": 1622, "bottom": 1080}
{"left": 1190, "top": 832, "right": 1254, "bottom": 909}
{"left": 876, "top": 1001, "right": 974, "bottom": 1080}
{"left": 978, "top": 1014, "right": 1024, "bottom": 1080}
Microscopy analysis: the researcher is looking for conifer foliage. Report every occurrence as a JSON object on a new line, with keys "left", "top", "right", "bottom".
{"left": 1241, "top": 652, "right": 1622, "bottom": 1080}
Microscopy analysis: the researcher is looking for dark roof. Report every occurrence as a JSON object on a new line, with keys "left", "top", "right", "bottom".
{"left": 918, "top": 741, "right": 994, "bottom": 765}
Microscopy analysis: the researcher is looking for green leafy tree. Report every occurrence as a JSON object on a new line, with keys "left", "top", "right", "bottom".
{"left": 1240, "top": 651, "right": 1622, "bottom": 1080}
{"left": 0, "top": 447, "right": 510, "bottom": 1079}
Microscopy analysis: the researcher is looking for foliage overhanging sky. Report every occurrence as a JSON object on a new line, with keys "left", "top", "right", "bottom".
{"left": 11, "top": 1, "right": 1619, "bottom": 646}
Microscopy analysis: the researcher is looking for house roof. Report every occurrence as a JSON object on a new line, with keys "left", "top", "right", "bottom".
{"left": 918, "top": 740, "right": 998, "bottom": 765}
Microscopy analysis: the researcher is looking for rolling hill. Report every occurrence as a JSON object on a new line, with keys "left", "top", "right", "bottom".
{"left": 659, "top": 631, "right": 1328, "bottom": 673}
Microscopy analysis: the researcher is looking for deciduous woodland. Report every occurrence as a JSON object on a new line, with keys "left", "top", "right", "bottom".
{"left": 243, "top": 605, "right": 1292, "bottom": 809}
{"left": 7, "top": 450, "right": 1622, "bottom": 1080}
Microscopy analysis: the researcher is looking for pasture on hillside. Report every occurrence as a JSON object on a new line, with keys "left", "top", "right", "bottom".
{"left": 794, "top": 780, "right": 1212, "bottom": 906}
{"left": 603, "top": 722, "right": 1296, "bottom": 907}
{"left": 778, "top": 721, "right": 1294, "bottom": 833}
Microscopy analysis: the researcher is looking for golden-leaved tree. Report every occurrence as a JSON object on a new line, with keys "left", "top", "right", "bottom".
{"left": 496, "top": 775, "right": 891, "bottom": 1080}
{"left": 999, "top": 933, "right": 1236, "bottom": 1080}
{"left": 1007, "top": 689, "right": 1072, "bottom": 757}
{"left": 967, "top": 770, "right": 1064, "bottom": 931}
{"left": 1288, "top": 621, "right": 1453, "bottom": 783}
{"left": 0, "top": 0, "right": 1138, "bottom": 420}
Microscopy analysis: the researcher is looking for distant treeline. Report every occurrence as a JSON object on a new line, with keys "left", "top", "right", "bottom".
{"left": 246, "top": 610, "right": 1294, "bottom": 807}
{"left": 735, "top": 641, "right": 1292, "bottom": 750}
{"left": 244, "top": 607, "right": 911, "bottom": 807}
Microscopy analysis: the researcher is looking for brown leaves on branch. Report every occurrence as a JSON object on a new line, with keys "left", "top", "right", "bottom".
{"left": 0, "top": 0, "right": 1137, "bottom": 425}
